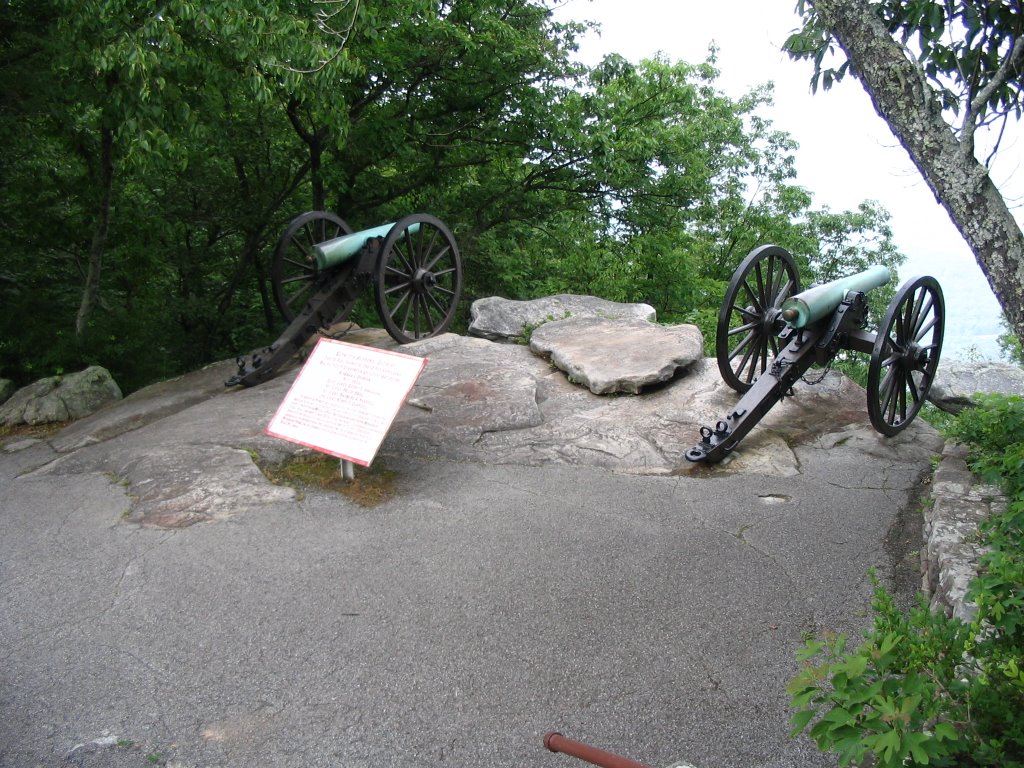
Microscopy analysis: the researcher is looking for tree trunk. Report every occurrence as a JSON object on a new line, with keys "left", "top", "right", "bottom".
{"left": 286, "top": 99, "right": 328, "bottom": 211}
{"left": 75, "top": 124, "right": 114, "bottom": 336}
{"left": 809, "top": 0, "right": 1024, "bottom": 346}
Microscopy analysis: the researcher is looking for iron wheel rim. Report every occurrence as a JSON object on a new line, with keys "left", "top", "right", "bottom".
{"left": 271, "top": 211, "right": 352, "bottom": 321}
{"left": 867, "top": 275, "right": 944, "bottom": 436}
{"left": 716, "top": 244, "right": 801, "bottom": 393}
{"left": 374, "top": 214, "right": 462, "bottom": 343}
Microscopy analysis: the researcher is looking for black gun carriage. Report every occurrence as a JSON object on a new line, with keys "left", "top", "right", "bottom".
{"left": 227, "top": 211, "right": 462, "bottom": 387}
{"left": 686, "top": 245, "right": 945, "bottom": 463}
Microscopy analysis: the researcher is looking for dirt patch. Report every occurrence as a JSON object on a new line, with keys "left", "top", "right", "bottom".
{"left": 883, "top": 468, "right": 930, "bottom": 610}
{"left": 0, "top": 420, "right": 70, "bottom": 441}
{"left": 257, "top": 451, "right": 399, "bottom": 508}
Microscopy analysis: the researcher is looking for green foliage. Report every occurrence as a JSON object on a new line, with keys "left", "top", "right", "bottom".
{"left": 1, "top": 0, "right": 904, "bottom": 392}
{"left": 803, "top": 201, "right": 903, "bottom": 322}
{"left": 513, "top": 311, "right": 571, "bottom": 345}
{"left": 789, "top": 395, "right": 1024, "bottom": 766}
{"left": 947, "top": 394, "right": 1024, "bottom": 497}
{"left": 1000, "top": 321, "right": 1024, "bottom": 366}
{"left": 784, "top": 0, "right": 1024, "bottom": 130}
{"left": 948, "top": 394, "right": 1024, "bottom": 765}
{"left": 916, "top": 401, "right": 956, "bottom": 432}
{"left": 789, "top": 580, "right": 968, "bottom": 767}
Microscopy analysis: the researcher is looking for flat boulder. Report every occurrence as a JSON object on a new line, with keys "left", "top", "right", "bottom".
{"left": 397, "top": 333, "right": 547, "bottom": 439}
{"left": 0, "top": 366, "right": 122, "bottom": 427}
{"left": 529, "top": 317, "right": 704, "bottom": 394}
{"left": 929, "top": 360, "right": 1024, "bottom": 414}
{"left": 468, "top": 294, "right": 656, "bottom": 341}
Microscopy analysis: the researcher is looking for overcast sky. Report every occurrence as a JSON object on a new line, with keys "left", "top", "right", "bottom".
{"left": 551, "top": 0, "right": 1015, "bottom": 360}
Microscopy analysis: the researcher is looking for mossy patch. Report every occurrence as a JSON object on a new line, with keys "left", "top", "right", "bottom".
{"left": 513, "top": 310, "right": 572, "bottom": 344}
{"left": 0, "top": 420, "right": 69, "bottom": 440}
{"left": 257, "top": 451, "right": 399, "bottom": 508}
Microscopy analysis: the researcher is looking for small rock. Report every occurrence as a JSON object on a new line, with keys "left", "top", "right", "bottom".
{"left": 66, "top": 734, "right": 119, "bottom": 758}
{"left": 929, "top": 360, "right": 1024, "bottom": 414}
{"left": 468, "top": 294, "right": 656, "bottom": 341}
{"left": 0, "top": 366, "right": 122, "bottom": 426}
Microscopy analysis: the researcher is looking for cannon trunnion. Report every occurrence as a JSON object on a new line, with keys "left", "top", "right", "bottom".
{"left": 227, "top": 211, "right": 462, "bottom": 387}
{"left": 687, "top": 245, "right": 945, "bottom": 463}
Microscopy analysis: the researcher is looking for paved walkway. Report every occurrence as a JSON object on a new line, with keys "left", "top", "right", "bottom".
{"left": 0, "top": 336, "right": 943, "bottom": 768}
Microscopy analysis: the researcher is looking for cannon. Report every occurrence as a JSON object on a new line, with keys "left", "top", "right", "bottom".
{"left": 226, "top": 211, "right": 462, "bottom": 387}
{"left": 685, "top": 245, "right": 944, "bottom": 463}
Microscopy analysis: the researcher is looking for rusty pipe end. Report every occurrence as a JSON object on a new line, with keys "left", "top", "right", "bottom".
{"left": 544, "top": 732, "right": 563, "bottom": 753}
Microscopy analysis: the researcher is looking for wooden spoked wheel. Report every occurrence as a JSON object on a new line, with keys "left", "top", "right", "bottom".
{"left": 271, "top": 211, "right": 353, "bottom": 321}
{"left": 867, "top": 276, "right": 944, "bottom": 436}
{"left": 374, "top": 214, "right": 463, "bottom": 343}
{"left": 716, "top": 245, "right": 801, "bottom": 393}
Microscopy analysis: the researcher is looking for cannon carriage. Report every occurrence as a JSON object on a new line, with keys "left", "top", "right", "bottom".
{"left": 686, "top": 244, "right": 945, "bottom": 463}
{"left": 227, "top": 211, "right": 462, "bottom": 387}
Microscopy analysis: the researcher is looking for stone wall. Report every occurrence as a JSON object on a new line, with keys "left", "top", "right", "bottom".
{"left": 922, "top": 442, "right": 1004, "bottom": 623}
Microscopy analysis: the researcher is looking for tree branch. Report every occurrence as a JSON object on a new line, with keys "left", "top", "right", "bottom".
{"left": 962, "top": 33, "right": 1024, "bottom": 154}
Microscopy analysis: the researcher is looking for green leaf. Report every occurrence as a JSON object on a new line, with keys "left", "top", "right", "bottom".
{"left": 796, "top": 640, "right": 825, "bottom": 662}
{"left": 879, "top": 632, "right": 901, "bottom": 656}
{"left": 907, "top": 733, "right": 930, "bottom": 764}
{"left": 790, "top": 708, "right": 816, "bottom": 736}
{"left": 790, "top": 687, "right": 819, "bottom": 709}
{"left": 874, "top": 728, "right": 901, "bottom": 765}
{"left": 932, "top": 722, "right": 958, "bottom": 743}
{"left": 840, "top": 654, "right": 868, "bottom": 678}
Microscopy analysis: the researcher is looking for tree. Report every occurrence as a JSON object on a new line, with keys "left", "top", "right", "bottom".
{"left": 784, "top": 0, "right": 1024, "bottom": 350}
{"left": 448, "top": 52, "right": 904, "bottom": 336}
{"left": 0, "top": 0, "right": 905, "bottom": 391}
{"left": 5, "top": 0, "right": 359, "bottom": 336}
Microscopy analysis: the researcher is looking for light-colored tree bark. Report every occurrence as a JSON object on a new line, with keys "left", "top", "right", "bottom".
{"left": 808, "top": 0, "right": 1024, "bottom": 346}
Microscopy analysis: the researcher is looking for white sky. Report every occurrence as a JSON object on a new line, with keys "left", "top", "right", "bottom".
{"left": 552, "top": 0, "right": 1015, "bottom": 360}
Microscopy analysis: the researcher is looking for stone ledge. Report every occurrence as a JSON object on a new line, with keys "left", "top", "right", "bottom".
{"left": 922, "top": 442, "right": 1004, "bottom": 624}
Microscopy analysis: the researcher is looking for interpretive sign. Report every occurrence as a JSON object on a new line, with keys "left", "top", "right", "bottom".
{"left": 266, "top": 338, "right": 427, "bottom": 467}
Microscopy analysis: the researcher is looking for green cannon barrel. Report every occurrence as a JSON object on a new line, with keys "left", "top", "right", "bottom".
{"left": 313, "top": 221, "right": 421, "bottom": 271}
{"left": 781, "top": 264, "right": 891, "bottom": 328}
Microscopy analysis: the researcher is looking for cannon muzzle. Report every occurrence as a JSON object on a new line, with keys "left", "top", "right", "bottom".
{"left": 781, "top": 264, "right": 890, "bottom": 328}
{"left": 313, "top": 221, "right": 422, "bottom": 271}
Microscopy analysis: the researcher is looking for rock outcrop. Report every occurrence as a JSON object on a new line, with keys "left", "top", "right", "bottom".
{"left": 387, "top": 333, "right": 940, "bottom": 477}
{"left": 13, "top": 310, "right": 945, "bottom": 526}
{"left": 468, "top": 294, "right": 656, "bottom": 341}
{"left": 923, "top": 442, "right": 1002, "bottom": 623}
{"left": 929, "top": 360, "right": 1024, "bottom": 413}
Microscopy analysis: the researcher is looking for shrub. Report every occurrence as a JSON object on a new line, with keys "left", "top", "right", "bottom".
{"left": 788, "top": 394, "right": 1024, "bottom": 767}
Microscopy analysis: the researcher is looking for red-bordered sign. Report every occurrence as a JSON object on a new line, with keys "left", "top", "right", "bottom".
{"left": 266, "top": 338, "right": 427, "bottom": 466}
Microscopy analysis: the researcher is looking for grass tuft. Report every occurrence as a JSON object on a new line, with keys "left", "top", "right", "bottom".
{"left": 258, "top": 452, "right": 399, "bottom": 508}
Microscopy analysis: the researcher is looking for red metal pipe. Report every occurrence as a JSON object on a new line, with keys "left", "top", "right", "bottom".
{"left": 543, "top": 731, "right": 652, "bottom": 768}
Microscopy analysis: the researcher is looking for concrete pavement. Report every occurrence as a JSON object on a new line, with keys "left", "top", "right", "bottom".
{"left": 0, "top": 333, "right": 942, "bottom": 768}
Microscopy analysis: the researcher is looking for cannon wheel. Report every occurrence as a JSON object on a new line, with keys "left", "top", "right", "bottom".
{"left": 271, "top": 211, "right": 353, "bottom": 321}
{"left": 867, "top": 275, "right": 945, "bottom": 436}
{"left": 374, "top": 214, "right": 463, "bottom": 343}
{"left": 716, "top": 245, "right": 801, "bottom": 393}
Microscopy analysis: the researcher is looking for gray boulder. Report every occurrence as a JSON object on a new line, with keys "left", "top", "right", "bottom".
{"left": 0, "top": 379, "right": 14, "bottom": 406}
{"left": 929, "top": 360, "right": 1024, "bottom": 414}
{"left": 529, "top": 317, "right": 704, "bottom": 394}
{"left": 0, "top": 366, "right": 123, "bottom": 426}
{"left": 468, "top": 294, "right": 656, "bottom": 341}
